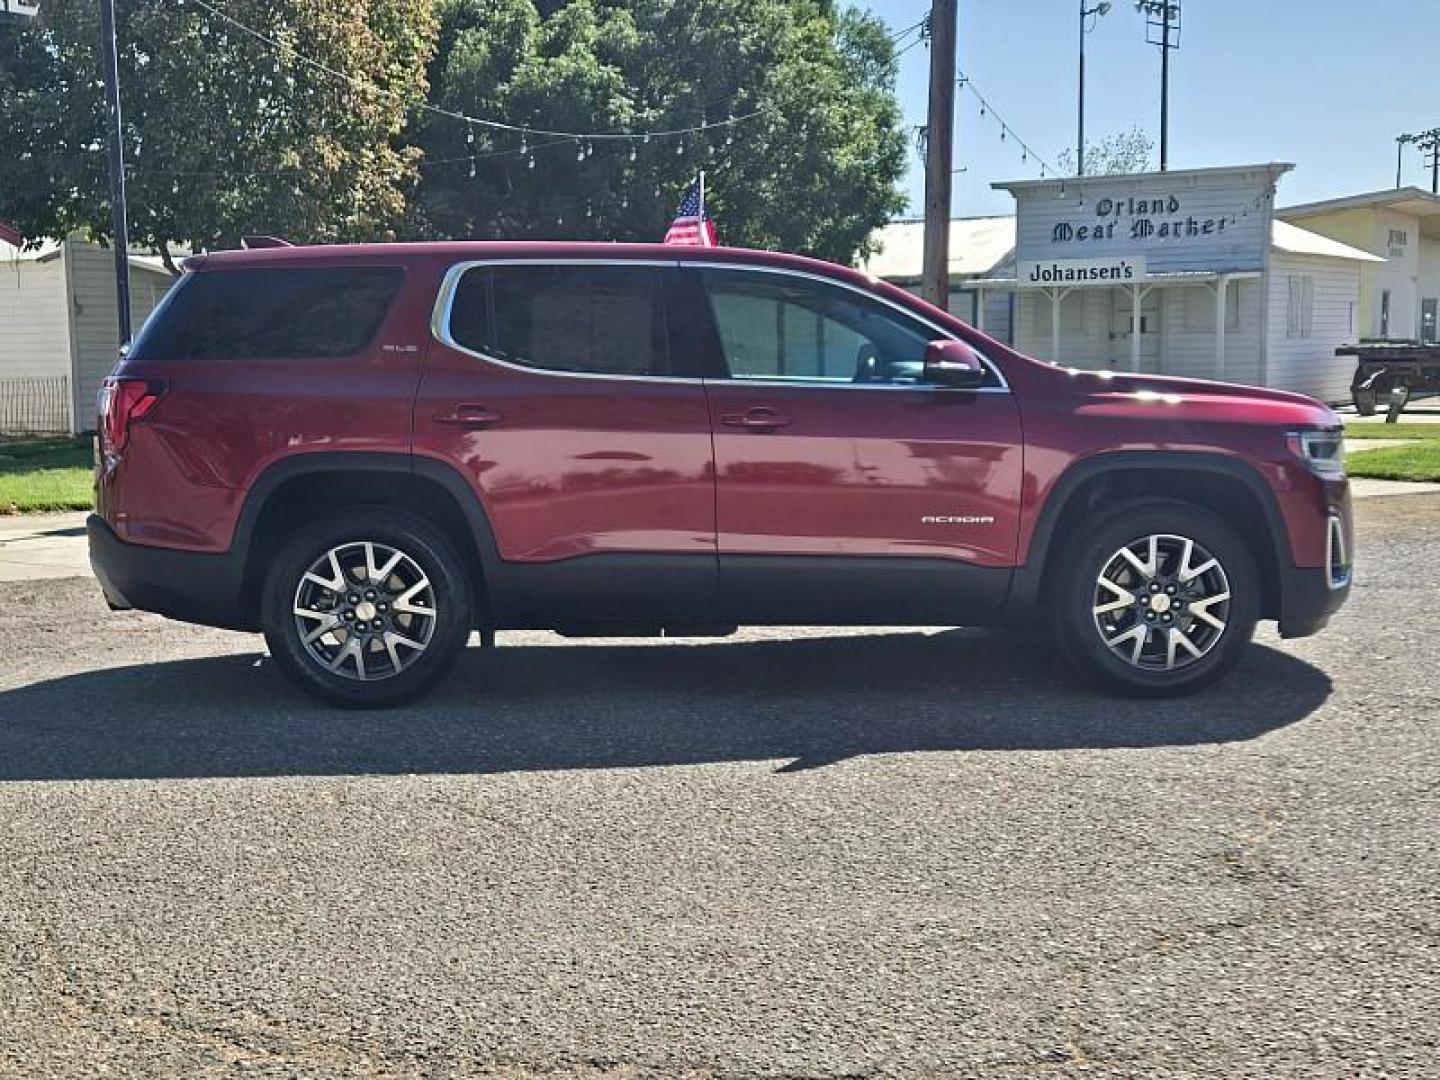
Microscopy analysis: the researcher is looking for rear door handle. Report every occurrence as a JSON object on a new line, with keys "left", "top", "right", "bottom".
{"left": 434, "top": 404, "right": 501, "bottom": 427}
{"left": 720, "top": 408, "right": 791, "bottom": 432}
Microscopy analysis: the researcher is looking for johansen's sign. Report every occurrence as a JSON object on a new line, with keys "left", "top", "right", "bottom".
{"left": 1018, "top": 256, "right": 1147, "bottom": 287}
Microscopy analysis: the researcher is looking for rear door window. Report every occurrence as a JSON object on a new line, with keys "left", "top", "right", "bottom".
{"left": 448, "top": 264, "right": 674, "bottom": 378}
{"left": 131, "top": 266, "right": 402, "bottom": 361}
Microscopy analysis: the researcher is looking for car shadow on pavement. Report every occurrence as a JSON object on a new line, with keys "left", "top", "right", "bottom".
{"left": 0, "top": 629, "right": 1331, "bottom": 781}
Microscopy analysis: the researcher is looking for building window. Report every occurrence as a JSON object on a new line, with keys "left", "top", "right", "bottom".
{"left": 1287, "top": 275, "right": 1314, "bottom": 339}
{"left": 948, "top": 288, "right": 979, "bottom": 324}
{"left": 1380, "top": 289, "right": 1391, "bottom": 338}
{"left": 1029, "top": 291, "right": 1087, "bottom": 337}
{"left": 1183, "top": 280, "right": 1240, "bottom": 332}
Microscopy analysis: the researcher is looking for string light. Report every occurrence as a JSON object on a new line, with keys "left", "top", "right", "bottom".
{"left": 954, "top": 67, "right": 1055, "bottom": 180}
{"left": 185, "top": 0, "right": 764, "bottom": 148}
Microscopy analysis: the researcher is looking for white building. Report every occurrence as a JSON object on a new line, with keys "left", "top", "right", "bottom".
{"left": 863, "top": 164, "right": 1382, "bottom": 405}
{"left": 0, "top": 238, "right": 174, "bottom": 434}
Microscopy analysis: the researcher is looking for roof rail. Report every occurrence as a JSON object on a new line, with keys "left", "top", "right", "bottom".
{"left": 240, "top": 235, "right": 293, "bottom": 250}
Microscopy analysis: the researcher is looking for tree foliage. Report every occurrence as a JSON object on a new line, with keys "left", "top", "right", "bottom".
{"left": 1057, "top": 126, "right": 1155, "bottom": 177}
{"left": 0, "top": 0, "right": 906, "bottom": 267}
{"left": 409, "top": 0, "right": 908, "bottom": 263}
{"left": 0, "top": 0, "right": 435, "bottom": 260}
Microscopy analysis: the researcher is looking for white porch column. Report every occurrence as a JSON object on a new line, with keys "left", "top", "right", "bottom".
{"left": 975, "top": 286, "right": 987, "bottom": 332}
{"left": 1214, "top": 274, "right": 1229, "bottom": 379}
{"left": 1051, "top": 288, "right": 1062, "bottom": 363}
{"left": 1130, "top": 284, "right": 1143, "bottom": 373}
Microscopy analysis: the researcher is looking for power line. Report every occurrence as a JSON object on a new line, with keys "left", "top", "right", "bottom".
{"left": 954, "top": 68, "right": 1056, "bottom": 179}
{"left": 181, "top": 0, "right": 767, "bottom": 144}
{"left": 888, "top": 16, "right": 928, "bottom": 42}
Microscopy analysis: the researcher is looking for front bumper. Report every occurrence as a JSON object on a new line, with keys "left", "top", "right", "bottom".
{"left": 87, "top": 515, "right": 252, "bottom": 631}
{"left": 1276, "top": 510, "right": 1352, "bottom": 639}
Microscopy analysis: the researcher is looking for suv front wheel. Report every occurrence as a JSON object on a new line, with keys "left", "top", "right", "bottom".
{"left": 1052, "top": 500, "right": 1259, "bottom": 697}
{"left": 262, "top": 508, "right": 474, "bottom": 707}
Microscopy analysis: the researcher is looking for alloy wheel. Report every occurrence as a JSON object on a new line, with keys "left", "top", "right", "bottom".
{"left": 1091, "top": 533, "right": 1231, "bottom": 672}
{"left": 292, "top": 541, "right": 437, "bottom": 681}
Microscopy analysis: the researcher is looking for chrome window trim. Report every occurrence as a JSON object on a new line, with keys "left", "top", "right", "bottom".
{"left": 430, "top": 256, "right": 1010, "bottom": 392}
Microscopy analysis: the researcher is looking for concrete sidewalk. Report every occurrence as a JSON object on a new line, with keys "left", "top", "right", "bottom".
{"left": 0, "top": 512, "right": 91, "bottom": 582}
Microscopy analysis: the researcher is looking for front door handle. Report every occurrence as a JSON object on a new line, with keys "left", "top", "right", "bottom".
{"left": 720, "top": 408, "right": 791, "bottom": 432}
{"left": 434, "top": 404, "right": 501, "bottom": 427}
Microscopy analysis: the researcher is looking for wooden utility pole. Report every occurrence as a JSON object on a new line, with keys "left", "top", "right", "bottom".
{"left": 921, "top": 0, "right": 957, "bottom": 309}
{"left": 1397, "top": 128, "right": 1440, "bottom": 194}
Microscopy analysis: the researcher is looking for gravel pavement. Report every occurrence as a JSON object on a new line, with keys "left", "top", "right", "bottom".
{"left": 0, "top": 495, "right": 1436, "bottom": 1078}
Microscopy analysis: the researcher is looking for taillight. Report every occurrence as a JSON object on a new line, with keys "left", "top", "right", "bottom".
{"left": 98, "top": 377, "right": 164, "bottom": 454}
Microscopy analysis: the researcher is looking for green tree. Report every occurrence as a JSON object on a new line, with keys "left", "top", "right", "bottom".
{"left": 410, "top": 0, "right": 907, "bottom": 264}
{"left": 0, "top": 0, "right": 435, "bottom": 267}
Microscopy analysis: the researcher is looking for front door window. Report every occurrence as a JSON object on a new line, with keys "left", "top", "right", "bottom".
{"left": 700, "top": 268, "right": 996, "bottom": 387}
{"left": 1422, "top": 299, "right": 1437, "bottom": 344}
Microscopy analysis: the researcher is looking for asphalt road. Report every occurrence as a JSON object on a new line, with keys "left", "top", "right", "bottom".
{"left": 1, "top": 495, "right": 1437, "bottom": 1078}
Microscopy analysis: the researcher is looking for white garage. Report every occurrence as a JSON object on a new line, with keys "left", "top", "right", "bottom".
{"left": 1, "top": 237, "right": 174, "bottom": 435}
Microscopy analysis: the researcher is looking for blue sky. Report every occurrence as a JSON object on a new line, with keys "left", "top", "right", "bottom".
{"left": 864, "top": 0, "right": 1440, "bottom": 218}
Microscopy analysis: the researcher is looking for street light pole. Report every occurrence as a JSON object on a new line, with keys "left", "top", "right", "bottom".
{"left": 1159, "top": 1, "right": 1170, "bottom": 169}
{"left": 99, "top": 0, "right": 132, "bottom": 346}
{"left": 1077, "top": 2, "right": 1110, "bottom": 177}
{"left": 1136, "top": 1, "right": 1180, "bottom": 171}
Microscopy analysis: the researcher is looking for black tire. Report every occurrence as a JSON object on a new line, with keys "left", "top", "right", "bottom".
{"left": 1352, "top": 388, "right": 1377, "bottom": 417}
{"left": 262, "top": 508, "right": 474, "bottom": 708}
{"left": 1050, "top": 499, "right": 1259, "bottom": 697}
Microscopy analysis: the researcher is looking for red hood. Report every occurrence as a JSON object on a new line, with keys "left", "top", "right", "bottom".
{"left": 1024, "top": 363, "right": 1341, "bottom": 430}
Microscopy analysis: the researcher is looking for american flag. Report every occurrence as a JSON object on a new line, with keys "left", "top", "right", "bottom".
{"left": 663, "top": 181, "right": 717, "bottom": 246}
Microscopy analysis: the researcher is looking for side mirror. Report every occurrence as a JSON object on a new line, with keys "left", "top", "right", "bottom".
{"left": 923, "top": 339, "right": 987, "bottom": 389}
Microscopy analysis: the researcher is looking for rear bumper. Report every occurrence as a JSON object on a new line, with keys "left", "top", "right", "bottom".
{"left": 87, "top": 515, "right": 252, "bottom": 631}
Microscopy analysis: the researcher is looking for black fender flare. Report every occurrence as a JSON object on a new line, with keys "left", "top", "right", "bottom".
{"left": 1003, "top": 450, "right": 1289, "bottom": 620}
{"left": 231, "top": 451, "right": 504, "bottom": 616}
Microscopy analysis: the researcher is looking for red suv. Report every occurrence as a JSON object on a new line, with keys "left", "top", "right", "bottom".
{"left": 89, "top": 242, "right": 1352, "bottom": 706}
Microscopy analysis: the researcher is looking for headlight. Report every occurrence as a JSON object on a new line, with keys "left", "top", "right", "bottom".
{"left": 1287, "top": 428, "right": 1346, "bottom": 479}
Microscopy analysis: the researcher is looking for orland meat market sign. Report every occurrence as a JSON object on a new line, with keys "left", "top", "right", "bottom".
{"left": 1052, "top": 195, "right": 1231, "bottom": 244}
{"left": 995, "top": 163, "right": 1290, "bottom": 276}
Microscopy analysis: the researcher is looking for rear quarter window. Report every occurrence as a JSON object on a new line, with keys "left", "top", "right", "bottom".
{"left": 130, "top": 266, "right": 403, "bottom": 361}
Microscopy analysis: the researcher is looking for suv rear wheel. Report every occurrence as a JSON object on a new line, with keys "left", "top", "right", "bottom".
{"left": 1052, "top": 500, "right": 1259, "bottom": 697}
{"left": 262, "top": 508, "right": 473, "bottom": 707}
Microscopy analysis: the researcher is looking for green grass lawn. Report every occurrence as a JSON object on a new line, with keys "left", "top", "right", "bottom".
{"left": 0, "top": 437, "right": 94, "bottom": 513}
{"left": 1343, "top": 421, "right": 1440, "bottom": 481}
{"left": 1345, "top": 442, "right": 1440, "bottom": 483}
{"left": 1341, "top": 422, "right": 1440, "bottom": 442}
